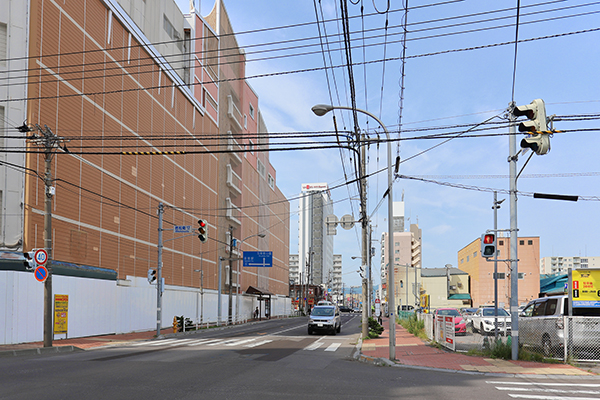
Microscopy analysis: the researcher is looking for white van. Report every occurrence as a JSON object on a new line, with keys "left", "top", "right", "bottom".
{"left": 519, "top": 295, "right": 600, "bottom": 357}
{"left": 308, "top": 305, "right": 341, "bottom": 335}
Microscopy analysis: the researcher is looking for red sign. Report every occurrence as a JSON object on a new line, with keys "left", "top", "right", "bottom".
{"left": 375, "top": 298, "right": 381, "bottom": 304}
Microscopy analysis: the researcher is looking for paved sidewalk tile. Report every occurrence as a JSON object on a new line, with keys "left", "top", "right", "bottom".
{"left": 360, "top": 317, "right": 595, "bottom": 376}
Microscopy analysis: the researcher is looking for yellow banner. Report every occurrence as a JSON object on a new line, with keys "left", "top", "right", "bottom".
{"left": 572, "top": 269, "right": 600, "bottom": 307}
{"left": 54, "top": 294, "right": 69, "bottom": 334}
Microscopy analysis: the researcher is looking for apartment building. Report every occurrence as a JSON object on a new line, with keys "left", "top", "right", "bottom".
{"left": 458, "top": 234, "right": 540, "bottom": 308}
{"left": 540, "top": 256, "right": 600, "bottom": 275}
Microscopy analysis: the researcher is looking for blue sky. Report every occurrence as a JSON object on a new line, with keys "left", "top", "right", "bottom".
{"left": 177, "top": 0, "right": 600, "bottom": 289}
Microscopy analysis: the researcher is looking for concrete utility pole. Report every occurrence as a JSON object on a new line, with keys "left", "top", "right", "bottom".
{"left": 156, "top": 203, "right": 164, "bottom": 337}
{"left": 43, "top": 134, "right": 53, "bottom": 348}
{"left": 508, "top": 102, "right": 519, "bottom": 360}
{"left": 360, "top": 132, "right": 369, "bottom": 339}
{"left": 228, "top": 226, "right": 234, "bottom": 324}
{"left": 28, "top": 125, "right": 66, "bottom": 348}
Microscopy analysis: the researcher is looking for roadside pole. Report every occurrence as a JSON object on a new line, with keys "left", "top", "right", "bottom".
{"left": 156, "top": 203, "right": 164, "bottom": 337}
{"left": 509, "top": 103, "right": 519, "bottom": 360}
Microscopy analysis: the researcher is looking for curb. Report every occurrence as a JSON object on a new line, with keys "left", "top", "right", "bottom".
{"left": 0, "top": 345, "right": 81, "bottom": 358}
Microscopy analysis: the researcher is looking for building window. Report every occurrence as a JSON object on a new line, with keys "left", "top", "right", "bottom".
{"left": 519, "top": 240, "right": 525, "bottom": 245}
{"left": 528, "top": 240, "right": 533, "bottom": 245}
{"left": 466, "top": 256, "right": 470, "bottom": 262}
{"left": 244, "top": 114, "right": 247, "bottom": 129}
{"left": 395, "top": 249, "right": 399, "bottom": 254}
{"left": 495, "top": 273, "right": 505, "bottom": 279}
{"left": 518, "top": 273, "right": 525, "bottom": 279}
{"left": 0, "top": 23, "right": 6, "bottom": 67}
{"left": 267, "top": 174, "right": 274, "bottom": 189}
{"left": 473, "top": 251, "right": 477, "bottom": 258}
{"left": 248, "top": 140, "right": 254, "bottom": 154}
{"left": 249, "top": 103, "right": 255, "bottom": 119}
{"left": 257, "top": 159, "right": 266, "bottom": 178}
{"left": 460, "top": 258, "right": 464, "bottom": 264}
{"left": 498, "top": 240, "right": 504, "bottom": 246}
{"left": 395, "top": 242, "right": 399, "bottom": 246}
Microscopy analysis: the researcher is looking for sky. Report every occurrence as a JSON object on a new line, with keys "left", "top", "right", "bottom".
{"left": 176, "top": 0, "right": 600, "bottom": 289}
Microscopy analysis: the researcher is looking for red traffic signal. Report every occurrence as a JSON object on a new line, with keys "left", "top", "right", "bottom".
{"left": 481, "top": 233, "right": 496, "bottom": 258}
{"left": 198, "top": 219, "right": 208, "bottom": 243}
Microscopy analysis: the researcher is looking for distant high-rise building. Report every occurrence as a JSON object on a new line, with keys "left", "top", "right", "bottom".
{"left": 332, "top": 255, "right": 343, "bottom": 303}
{"left": 380, "top": 202, "right": 422, "bottom": 308}
{"left": 540, "top": 256, "right": 600, "bottom": 275}
{"left": 298, "top": 183, "right": 334, "bottom": 286}
{"left": 289, "top": 254, "right": 300, "bottom": 285}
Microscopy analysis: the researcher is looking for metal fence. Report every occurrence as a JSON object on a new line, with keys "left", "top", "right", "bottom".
{"left": 519, "top": 316, "right": 600, "bottom": 362}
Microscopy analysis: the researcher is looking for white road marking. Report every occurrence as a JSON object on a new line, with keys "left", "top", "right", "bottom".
{"left": 325, "top": 343, "right": 341, "bottom": 352}
{"left": 244, "top": 340, "right": 273, "bottom": 348}
{"left": 225, "top": 338, "right": 257, "bottom": 346}
{"left": 508, "top": 395, "right": 600, "bottom": 400}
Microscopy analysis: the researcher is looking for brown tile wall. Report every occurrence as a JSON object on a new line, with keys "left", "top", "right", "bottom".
{"left": 25, "top": 0, "right": 219, "bottom": 289}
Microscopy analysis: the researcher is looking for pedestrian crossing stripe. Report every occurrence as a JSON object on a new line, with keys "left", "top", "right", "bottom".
{"left": 128, "top": 337, "right": 341, "bottom": 352}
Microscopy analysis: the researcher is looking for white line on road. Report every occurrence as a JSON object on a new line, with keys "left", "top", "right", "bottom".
{"left": 325, "top": 343, "right": 341, "bottom": 352}
{"left": 497, "top": 387, "right": 600, "bottom": 395}
{"left": 225, "top": 338, "right": 257, "bottom": 346}
{"left": 508, "top": 395, "right": 600, "bottom": 400}
{"left": 244, "top": 340, "right": 273, "bottom": 348}
{"left": 487, "top": 382, "right": 600, "bottom": 387}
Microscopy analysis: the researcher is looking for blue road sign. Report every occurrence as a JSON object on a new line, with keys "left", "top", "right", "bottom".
{"left": 174, "top": 225, "right": 192, "bottom": 233}
{"left": 243, "top": 251, "right": 273, "bottom": 268}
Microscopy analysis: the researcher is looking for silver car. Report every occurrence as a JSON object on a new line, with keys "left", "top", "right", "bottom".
{"left": 519, "top": 295, "right": 600, "bottom": 357}
{"left": 308, "top": 305, "right": 341, "bottom": 335}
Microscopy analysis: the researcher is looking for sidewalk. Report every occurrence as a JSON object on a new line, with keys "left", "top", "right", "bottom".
{"left": 359, "top": 317, "right": 600, "bottom": 376}
{"left": 0, "top": 328, "right": 174, "bottom": 356}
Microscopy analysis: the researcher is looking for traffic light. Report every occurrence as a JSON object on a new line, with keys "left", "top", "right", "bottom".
{"left": 147, "top": 269, "right": 157, "bottom": 284}
{"left": 481, "top": 233, "right": 496, "bottom": 258}
{"left": 513, "top": 99, "right": 550, "bottom": 155}
{"left": 197, "top": 219, "right": 208, "bottom": 243}
{"left": 23, "top": 250, "right": 36, "bottom": 270}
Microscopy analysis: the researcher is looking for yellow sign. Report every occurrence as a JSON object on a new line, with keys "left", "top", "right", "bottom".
{"left": 54, "top": 294, "right": 69, "bottom": 334}
{"left": 572, "top": 269, "right": 600, "bottom": 307}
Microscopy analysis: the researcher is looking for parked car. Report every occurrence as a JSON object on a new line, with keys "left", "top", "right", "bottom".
{"left": 519, "top": 295, "right": 600, "bottom": 357}
{"left": 433, "top": 307, "right": 467, "bottom": 335}
{"left": 339, "top": 306, "right": 352, "bottom": 313}
{"left": 308, "top": 305, "right": 341, "bottom": 335}
{"left": 471, "top": 307, "right": 511, "bottom": 335}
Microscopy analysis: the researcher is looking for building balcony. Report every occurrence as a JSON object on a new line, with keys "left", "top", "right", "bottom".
{"left": 226, "top": 164, "right": 242, "bottom": 197}
{"left": 225, "top": 197, "right": 241, "bottom": 225}
{"left": 227, "top": 131, "right": 243, "bottom": 164}
{"left": 227, "top": 95, "right": 243, "bottom": 132}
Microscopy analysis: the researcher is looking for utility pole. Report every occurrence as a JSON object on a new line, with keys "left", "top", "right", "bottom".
{"left": 156, "top": 203, "right": 164, "bottom": 337}
{"left": 508, "top": 102, "right": 519, "bottom": 360}
{"left": 228, "top": 226, "right": 234, "bottom": 324}
{"left": 360, "top": 132, "right": 369, "bottom": 339}
{"left": 43, "top": 132, "right": 54, "bottom": 348}
{"left": 27, "top": 125, "right": 66, "bottom": 348}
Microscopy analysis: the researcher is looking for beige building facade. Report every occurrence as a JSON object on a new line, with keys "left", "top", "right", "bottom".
{"left": 458, "top": 234, "right": 540, "bottom": 308}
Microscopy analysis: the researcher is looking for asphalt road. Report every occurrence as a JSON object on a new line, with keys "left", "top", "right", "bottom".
{"left": 1, "top": 314, "right": 597, "bottom": 400}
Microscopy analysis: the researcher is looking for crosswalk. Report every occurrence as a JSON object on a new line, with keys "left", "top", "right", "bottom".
{"left": 128, "top": 336, "right": 344, "bottom": 353}
{"left": 486, "top": 380, "right": 600, "bottom": 400}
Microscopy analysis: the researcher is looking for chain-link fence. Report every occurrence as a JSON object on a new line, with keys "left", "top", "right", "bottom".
{"left": 519, "top": 316, "right": 600, "bottom": 361}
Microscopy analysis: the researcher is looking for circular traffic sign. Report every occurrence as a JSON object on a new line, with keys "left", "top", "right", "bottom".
{"left": 34, "top": 249, "right": 48, "bottom": 265}
{"left": 34, "top": 265, "right": 48, "bottom": 282}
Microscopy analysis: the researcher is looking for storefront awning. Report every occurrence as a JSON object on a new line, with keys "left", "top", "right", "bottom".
{"left": 246, "top": 286, "right": 273, "bottom": 296}
{"left": 448, "top": 293, "right": 472, "bottom": 300}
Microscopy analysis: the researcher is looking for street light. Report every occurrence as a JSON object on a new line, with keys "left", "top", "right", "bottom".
{"left": 237, "top": 232, "right": 266, "bottom": 322}
{"left": 311, "top": 104, "right": 396, "bottom": 360}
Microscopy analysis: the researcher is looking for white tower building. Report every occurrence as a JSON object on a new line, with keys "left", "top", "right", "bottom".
{"left": 298, "top": 183, "right": 334, "bottom": 286}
